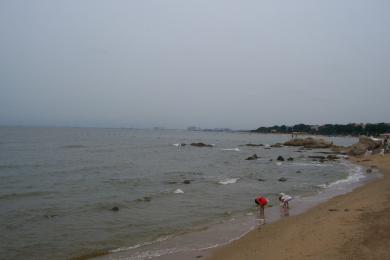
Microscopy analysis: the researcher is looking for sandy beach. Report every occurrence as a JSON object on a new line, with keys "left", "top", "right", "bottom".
{"left": 207, "top": 154, "right": 390, "bottom": 260}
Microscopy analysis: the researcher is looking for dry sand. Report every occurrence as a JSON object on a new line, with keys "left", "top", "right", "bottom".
{"left": 207, "top": 154, "right": 390, "bottom": 260}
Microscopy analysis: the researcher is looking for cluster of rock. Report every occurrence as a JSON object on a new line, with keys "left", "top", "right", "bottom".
{"left": 343, "top": 136, "right": 382, "bottom": 156}
{"left": 283, "top": 137, "right": 334, "bottom": 149}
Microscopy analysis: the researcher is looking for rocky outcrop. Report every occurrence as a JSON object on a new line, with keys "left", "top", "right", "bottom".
{"left": 278, "top": 177, "right": 287, "bottom": 182}
{"left": 246, "top": 154, "right": 259, "bottom": 160}
{"left": 344, "top": 136, "right": 382, "bottom": 156}
{"left": 284, "top": 137, "right": 333, "bottom": 149}
{"left": 191, "top": 142, "right": 213, "bottom": 147}
{"left": 277, "top": 156, "right": 285, "bottom": 161}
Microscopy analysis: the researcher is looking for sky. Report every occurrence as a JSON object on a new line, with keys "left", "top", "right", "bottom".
{"left": 1, "top": 0, "right": 390, "bottom": 130}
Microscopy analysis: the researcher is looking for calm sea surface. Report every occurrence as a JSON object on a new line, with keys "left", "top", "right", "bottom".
{"left": 0, "top": 127, "right": 362, "bottom": 259}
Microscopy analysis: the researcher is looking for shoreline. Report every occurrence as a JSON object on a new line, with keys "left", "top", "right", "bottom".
{"left": 206, "top": 154, "right": 390, "bottom": 260}
{"left": 95, "top": 156, "right": 376, "bottom": 260}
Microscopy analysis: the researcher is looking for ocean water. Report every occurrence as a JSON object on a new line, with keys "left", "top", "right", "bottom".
{"left": 0, "top": 127, "right": 365, "bottom": 259}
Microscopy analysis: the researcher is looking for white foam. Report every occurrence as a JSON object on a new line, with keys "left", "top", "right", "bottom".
{"left": 174, "top": 188, "right": 184, "bottom": 194}
{"left": 221, "top": 148, "right": 240, "bottom": 152}
{"left": 276, "top": 162, "right": 282, "bottom": 166}
{"left": 110, "top": 236, "right": 171, "bottom": 253}
{"left": 319, "top": 165, "right": 366, "bottom": 189}
{"left": 218, "top": 178, "right": 239, "bottom": 185}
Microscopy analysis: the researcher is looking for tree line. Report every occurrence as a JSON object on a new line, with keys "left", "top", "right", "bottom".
{"left": 251, "top": 123, "right": 390, "bottom": 136}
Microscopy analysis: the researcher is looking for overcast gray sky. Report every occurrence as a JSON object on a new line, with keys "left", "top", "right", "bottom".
{"left": 1, "top": 0, "right": 389, "bottom": 129}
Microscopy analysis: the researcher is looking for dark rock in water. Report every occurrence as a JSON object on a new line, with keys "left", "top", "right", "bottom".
{"left": 326, "top": 154, "right": 339, "bottom": 160}
{"left": 278, "top": 177, "right": 287, "bottom": 182}
{"left": 242, "top": 144, "right": 264, "bottom": 147}
{"left": 296, "top": 170, "right": 302, "bottom": 173}
{"left": 143, "top": 196, "right": 152, "bottom": 202}
{"left": 191, "top": 142, "right": 213, "bottom": 147}
{"left": 183, "top": 180, "right": 191, "bottom": 184}
{"left": 246, "top": 154, "right": 259, "bottom": 160}
{"left": 167, "top": 181, "right": 178, "bottom": 184}
{"left": 111, "top": 206, "right": 119, "bottom": 211}
{"left": 277, "top": 156, "right": 285, "bottom": 161}
{"left": 287, "top": 157, "right": 294, "bottom": 161}
{"left": 269, "top": 159, "right": 273, "bottom": 161}
{"left": 319, "top": 159, "right": 326, "bottom": 163}
{"left": 366, "top": 168, "right": 372, "bottom": 173}
{"left": 271, "top": 143, "right": 283, "bottom": 148}
{"left": 257, "top": 178, "right": 265, "bottom": 182}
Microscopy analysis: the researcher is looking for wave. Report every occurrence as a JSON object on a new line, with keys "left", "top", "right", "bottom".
{"left": 110, "top": 235, "right": 171, "bottom": 253}
{"left": 221, "top": 148, "right": 240, "bottom": 152}
{"left": 173, "top": 189, "right": 184, "bottom": 194}
{"left": 317, "top": 165, "right": 366, "bottom": 189}
{"left": 0, "top": 191, "right": 55, "bottom": 201}
{"left": 218, "top": 178, "right": 239, "bottom": 185}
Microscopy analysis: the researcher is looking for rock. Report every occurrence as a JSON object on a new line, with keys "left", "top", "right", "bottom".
{"left": 284, "top": 137, "right": 333, "bottom": 149}
{"left": 111, "top": 206, "right": 119, "bottom": 212}
{"left": 344, "top": 136, "right": 382, "bottom": 156}
{"left": 271, "top": 143, "right": 283, "bottom": 148}
{"left": 242, "top": 144, "right": 264, "bottom": 147}
{"left": 366, "top": 168, "right": 372, "bottom": 173}
{"left": 143, "top": 196, "right": 152, "bottom": 202}
{"left": 327, "top": 154, "right": 339, "bottom": 160}
{"left": 287, "top": 157, "right": 294, "bottom": 161}
{"left": 257, "top": 178, "right": 265, "bottom": 181}
{"left": 278, "top": 177, "right": 287, "bottom": 182}
{"left": 269, "top": 159, "right": 273, "bottom": 161}
{"left": 246, "top": 154, "right": 259, "bottom": 160}
{"left": 190, "top": 142, "right": 213, "bottom": 147}
{"left": 183, "top": 180, "right": 191, "bottom": 184}
{"left": 296, "top": 170, "right": 302, "bottom": 173}
{"left": 277, "top": 156, "right": 285, "bottom": 161}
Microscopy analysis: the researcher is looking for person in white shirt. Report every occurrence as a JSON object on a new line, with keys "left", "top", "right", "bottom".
{"left": 279, "top": 193, "right": 293, "bottom": 209}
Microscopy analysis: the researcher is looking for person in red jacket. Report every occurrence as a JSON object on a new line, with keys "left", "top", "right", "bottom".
{"left": 255, "top": 196, "right": 269, "bottom": 225}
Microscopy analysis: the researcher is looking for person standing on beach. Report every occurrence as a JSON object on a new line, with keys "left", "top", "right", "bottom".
{"left": 279, "top": 193, "right": 293, "bottom": 217}
{"left": 384, "top": 137, "right": 389, "bottom": 153}
{"left": 255, "top": 196, "right": 269, "bottom": 225}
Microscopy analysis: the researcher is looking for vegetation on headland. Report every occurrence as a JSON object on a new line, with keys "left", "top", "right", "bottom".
{"left": 251, "top": 123, "right": 390, "bottom": 136}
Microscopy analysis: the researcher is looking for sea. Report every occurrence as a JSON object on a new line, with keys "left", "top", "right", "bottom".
{"left": 0, "top": 127, "right": 379, "bottom": 260}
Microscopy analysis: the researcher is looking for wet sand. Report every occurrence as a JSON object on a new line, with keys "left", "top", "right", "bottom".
{"left": 207, "top": 154, "right": 390, "bottom": 260}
